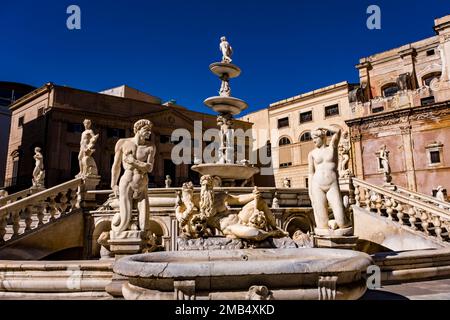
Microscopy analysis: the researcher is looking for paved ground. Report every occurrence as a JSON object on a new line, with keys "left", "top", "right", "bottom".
{"left": 362, "top": 278, "right": 450, "bottom": 300}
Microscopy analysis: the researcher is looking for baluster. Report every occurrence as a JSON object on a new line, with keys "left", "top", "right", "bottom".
{"left": 36, "top": 202, "right": 45, "bottom": 226}
{"left": 11, "top": 210, "right": 20, "bottom": 238}
{"left": 59, "top": 192, "right": 68, "bottom": 215}
{"left": 385, "top": 198, "right": 393, "bottom": 220}
{"left": 408, "top": 207, "right": 417, "bottom": 230}
{"left": 0, "top": 215, "right": 7, "bottom": 243}
{"left": 364, "top": 188, "right": 371, "bottom": 208}
{"left": 420, "top": 210, "right": 430, "bottom": 235}
{"left": 49, "top": 196, "right": 58, "bottom": 221}
{"left": 375, "top": 193, "right": 382, "bottom": 216}
{"left": 69, "top": 189, "right": 78, "bottom": 211}
{"left": 24, "top": 205, "right": 33, "bottom": 230}
{"left": 434, "top": 217, "right": 443, "bottom": 240}
{"left": 354, "top": 185, "right": 361, "bottom": 207}
{"left": 396, "top": 202, "right": 404, "bottom": 225}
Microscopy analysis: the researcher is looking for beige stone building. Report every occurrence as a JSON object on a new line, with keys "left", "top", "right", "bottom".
{"left": 347, "top": 14, "right": 450, "bottom": 195}
{"left": 241, "top": 81, "right": 354, "bottom": 188}
{"left": 4, "top": 83, "right": 252, "bottom": 191}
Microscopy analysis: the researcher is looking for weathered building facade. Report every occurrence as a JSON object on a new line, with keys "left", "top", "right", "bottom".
{"left": 347, "top": 15, "right": 450, "bottom": 195}
{"left": 5, "top": 83, "right": 252, "bottom": 190}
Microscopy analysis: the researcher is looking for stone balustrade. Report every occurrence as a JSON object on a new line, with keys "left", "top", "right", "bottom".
{"left": 394, "top": 185, "right": 450, "bottom": 212}
{"left": 0, "top": 188, "right": 41, "bottom": 207}
{"left": 353, "top": 178, "right": 450, "bottom": 242}
{"left": 0, "top": 178, "right": 83, "bottom": 244}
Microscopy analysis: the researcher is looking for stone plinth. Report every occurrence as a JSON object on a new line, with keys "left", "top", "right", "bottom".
{"left": 177, "top": 236, "right": 313, "bottom": 251}
{"left": 314, "top": 235, "right": 359, "bottom": 250}
{"left": 108, "top": 230, "right": 147, "bottom": 255}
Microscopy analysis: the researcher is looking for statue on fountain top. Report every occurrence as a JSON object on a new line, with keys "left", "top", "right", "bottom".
{"left": 220, "top": 36, "right": 233, "bottom": 63}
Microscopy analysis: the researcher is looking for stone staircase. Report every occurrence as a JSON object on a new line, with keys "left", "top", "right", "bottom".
{"left": 352, "top": 178, "right": 450, "bottom": 251}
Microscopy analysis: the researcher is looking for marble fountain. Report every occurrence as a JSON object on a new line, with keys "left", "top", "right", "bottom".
{"left": 112, "top": 36, "right": 373, "bottom": 300}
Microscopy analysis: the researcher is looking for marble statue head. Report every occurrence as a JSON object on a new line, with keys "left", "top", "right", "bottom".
{"left": 311, "top": 129, "right": 326, "bottom": 148}
{"left": 83, "top": 119, "right": 91, "bottom": 128}
{"left": 221, "top": 36, "right": 226, "bottom": 42}
{"left": 133, "top": 119, "right": 153, "bottom": 139}
{"left": 34, "top": 146, "right": 41, "bottom": 153}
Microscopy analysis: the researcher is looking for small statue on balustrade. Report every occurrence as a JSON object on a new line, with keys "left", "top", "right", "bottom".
{"left": 32, "top": 147, "right": 45, "bottom": 188}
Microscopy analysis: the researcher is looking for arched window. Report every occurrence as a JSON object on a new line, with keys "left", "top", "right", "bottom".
{"left": 279, "top": 137, "right": 291, "bottom": 146}
{"left": 300, "top": 131, "right": 312, "bottom": 142}
{"left": 422, "top": 72, "right": 441, "bottom": 87}
{"left": 382, "top": 83, "right": 399, "bottom": 97}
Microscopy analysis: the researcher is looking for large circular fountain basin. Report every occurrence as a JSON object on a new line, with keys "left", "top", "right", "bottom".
{"left": 191, "top": 163, "right": 259, "bottom": 180}
{"left": 114, "top": 248, "right": 372, "bottom": 300}
{"left": 209, "top": 62, "right": 241, "bottom": 78}
{"left": 204, "top": 96, "right": 248, "bottom": 115}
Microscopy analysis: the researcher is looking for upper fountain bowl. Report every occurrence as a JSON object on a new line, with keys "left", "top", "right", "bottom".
{"left": 204, "top": 96, "right": 248, "bottom": 115}
{"left": 209, "top": 62, "right": 241, "bottom": 78}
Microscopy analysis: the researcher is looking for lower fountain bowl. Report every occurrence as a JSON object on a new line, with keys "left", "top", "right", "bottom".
{"left": 191, "top": 163, "right": 260, "bottom": 180}
{"left": 114, "top": 248, "right": 373, "bottom": 300}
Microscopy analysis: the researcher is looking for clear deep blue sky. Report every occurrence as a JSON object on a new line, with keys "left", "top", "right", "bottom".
{"left": 1, "top": 0, "right": 448, "bottom": 115}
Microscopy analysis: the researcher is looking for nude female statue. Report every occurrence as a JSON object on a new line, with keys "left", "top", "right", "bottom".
{"left": 78, "top": 119, "right": 99, "bottom": 177}
{"left": 32, "top": 147, "right": 45, "bottom": 187}
{"left": 308, "top": 127, "right": 352, "bottom": 235}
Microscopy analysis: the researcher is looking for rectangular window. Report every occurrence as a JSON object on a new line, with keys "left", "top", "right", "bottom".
{"left": 324, "top": 104, "right": 339, "bottom": 117}
{"left": 37, "top": 107, "right": 44, "bottom": 117}
{"left": 426, "top": 49, "right": 435, "bottom": 56}
{"left": 107, "top": 128, "right": 126, "bottom": 138}
{"left": 277, "top": 117, "right": 289, "bottom": 128}
{"left": 160, "top": 135, "right": 171, "bottom": 144}
{"left": 18, "top": 116, "right": 24, "bottom": 127}
{"left": 299, "top": 111, "right": 312, "bottom": 123}
{"left": 279, "top": 162, "right": 292, "bottom": 168}
{"left": 430, "top": 151, "right": 441, "bottom": 164}
{"left": 305, "top": 177, "right": 309, "bottom": 188}
{"left": 67, "top": 123, "right": 83, "bottom": 133}
{"left": 421, "top": 96, "right": 435, "bottom": 106}
{"left": 372, "top": 106, "right": 384, "bottom": 114}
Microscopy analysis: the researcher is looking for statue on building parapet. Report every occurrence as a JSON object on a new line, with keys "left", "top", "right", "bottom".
{"left": 308, "top": 127, "right": 352, "bottom": 236}
{"left": 165, "top": 175, "right": 172, "bottom": 188}
{"left": 32, "top": 147, "right": 45, "bottom": 188}
{"left": 109, "top": 119, "right": 156, "bottom": 241}
{"left": 220, "top": 36, "right": 233, "bottom": 63}
{"left": 338, "top": 131, "right": 351, "bottom": 179}
{"left": 436, "top": 186, "right": 447, "bottom": 207}
{"left": 77, "top": 119, "right": 99, "bottom": 178}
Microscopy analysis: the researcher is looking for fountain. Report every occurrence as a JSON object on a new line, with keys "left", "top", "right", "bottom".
{"left": 191, "top": 36, "right": 259, "bottom": 186}
{"left": 113, "top": 37, "right": 373, "bottom": 300}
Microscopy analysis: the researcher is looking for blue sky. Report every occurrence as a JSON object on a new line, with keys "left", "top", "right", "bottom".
{"left": 1, "top": 0, "right": 448, "bottom": 115}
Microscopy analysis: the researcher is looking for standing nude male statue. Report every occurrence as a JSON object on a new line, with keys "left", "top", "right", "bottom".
{"left": 308, "top": 127, "right": 352, "bottom": 236}
{"left": 110, "top": 119, "right": 156, "bottom": 238}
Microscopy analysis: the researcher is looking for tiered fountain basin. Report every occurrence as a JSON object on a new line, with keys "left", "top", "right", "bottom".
{"left": 191, "top": 163, "right": 259, "bottom": 180}
{"left": 114, "top": 248, "right": 372, "bottom": 300}
{"left": 203, "top": 96, "right": 248, "bottom": 115}
{"left": 209, "top": 62, "right": 241, "bottom": 78}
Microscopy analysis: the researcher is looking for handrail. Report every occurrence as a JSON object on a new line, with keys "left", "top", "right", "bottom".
{"left": 352, "top": 177, "right": 450, "bottom": 242}
{"left": 0, "top": 187, "right": 36, "bottom": 206}
{"left": 394, "top": 185, "right": 450, "bottom": 211}
{"left": 0, "top": 178, "right": 83, "bottom": 244}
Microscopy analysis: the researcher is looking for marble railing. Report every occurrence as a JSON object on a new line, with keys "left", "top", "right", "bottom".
{"left": 0, "top": 188, "right": 39, "bottom": 207}
{"left": 353, "top": 178, "right": 450, "bottom": 242}
{"left": 394, "top": 186, "right": 450, "bottom": 212}
{"left": 88, "top": 187, "right": 312, "bottom": 209}
{"left": 0, "top": 178, "right": 83, "bottom": 244}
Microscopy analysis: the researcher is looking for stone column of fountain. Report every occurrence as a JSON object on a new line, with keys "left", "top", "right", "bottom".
{"left": 191, "top": 36, "right": 259, "bottom": 187}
